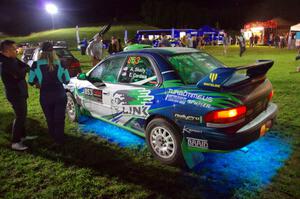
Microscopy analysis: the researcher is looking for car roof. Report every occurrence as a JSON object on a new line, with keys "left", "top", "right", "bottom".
{"left": 53, "top": 46, "right": 67, "bottom": 49}
{"left": 119, "top": 47, "right": 200, "bottom": 56}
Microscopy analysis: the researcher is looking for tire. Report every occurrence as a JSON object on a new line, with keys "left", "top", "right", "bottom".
{"left": 145, "top": 118, "right": 184, "bottom": 166}
{"left": 66, "top": 92, "right": 79, "bottom": 122}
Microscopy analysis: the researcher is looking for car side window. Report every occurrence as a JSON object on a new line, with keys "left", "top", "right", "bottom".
{"left": 89, "top": 56, "right": 126, "bottom": 83}
{"left": 118, "top": 56, "right": 157, "bottom": 87}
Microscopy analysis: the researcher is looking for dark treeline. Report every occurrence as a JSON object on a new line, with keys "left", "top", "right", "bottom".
{"left": 1, "top": 0, "right": 299, "bottom": 35}
{"left": 140, "top": 0, "right": 300, "bottom": 30}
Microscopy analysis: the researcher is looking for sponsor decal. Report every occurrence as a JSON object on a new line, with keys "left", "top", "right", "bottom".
{"left": 187, "top": 137, "right": 209, "bottom": 149}
{"left": 93, "top": 89, "right": 102, "bottom": 98}
{"left": 164, "top": 88, "right": 242, "bottom": 109}
{"left": 209, "top": 73, "right": 218, "bottom": 82}
{"left": 174, "top": 113, "right": 202, "bottom": 122}
{"left": 84, "top": 88, "right": 103, "bottom": 102}
{"left": 127, "top": 56, "right": 141, "bottom": 65}
{"left": 84, "top": 88, "right": 93, "bottom": 96}
{"left": 112, "top": 89, "right": 154, "bottom": 118}
{"left": 165, "top": 89, "right": 212, "bottom": 108}
{"left": 183, "top": 126, "right": 203, "bottom": 134}
{"left": 167, "top": 89, "right": 213, "bottom": 102}
{"left": 203, "top": 82, "right": 221, "bottom": 88}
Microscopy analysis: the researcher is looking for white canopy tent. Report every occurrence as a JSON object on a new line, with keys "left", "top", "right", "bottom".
{"left": 290, "top": 23, "right": 300, "bottom": 32}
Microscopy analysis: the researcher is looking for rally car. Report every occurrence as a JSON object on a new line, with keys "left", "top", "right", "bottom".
{"left": 65, "top": 47, "right": 277, "bottom": 166}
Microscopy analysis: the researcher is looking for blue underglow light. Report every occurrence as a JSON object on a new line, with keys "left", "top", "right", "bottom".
{"left": 79, "top": 116, "right": 292, "bottom": 197}
{"left": 79, "top": 116, "right": 145, "bottom": 148}
{"left": 193, "top": 133, "right": 292, "bottom": 198}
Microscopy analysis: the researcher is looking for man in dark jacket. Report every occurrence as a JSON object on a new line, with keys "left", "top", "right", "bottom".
{"left": 0, "top": 40, "right": 30, "bottom": 151}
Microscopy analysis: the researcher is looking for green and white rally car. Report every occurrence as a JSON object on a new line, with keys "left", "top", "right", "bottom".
{"left": 65, "top": 47, "right": 277, "bottom": 166}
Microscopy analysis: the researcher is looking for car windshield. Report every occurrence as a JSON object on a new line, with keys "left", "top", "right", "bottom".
{"left": 54, "top": 48, "right": 73, "bottom": 58}
{"left": 168, "top": 52, "right": 223, "bottom": 84}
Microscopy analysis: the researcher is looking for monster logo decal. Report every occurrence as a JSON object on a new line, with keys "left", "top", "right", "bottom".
{"left": 209, "top": 73, "right": 218, "bottom": 82}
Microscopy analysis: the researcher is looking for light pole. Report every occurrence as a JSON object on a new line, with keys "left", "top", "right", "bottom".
{"left": 45, "top": 3, "right": 58, "bottom": 30}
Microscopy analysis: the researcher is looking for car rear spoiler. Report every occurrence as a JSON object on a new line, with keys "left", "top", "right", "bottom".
{"left": 196, "top": 60, "right": 274, "bottom": 91}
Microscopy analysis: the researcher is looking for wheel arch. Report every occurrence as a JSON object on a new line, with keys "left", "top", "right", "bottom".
{"left": 145, "top": 114, "right": 181, "bottom": 132}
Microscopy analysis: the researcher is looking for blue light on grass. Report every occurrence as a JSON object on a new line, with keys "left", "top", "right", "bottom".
{"left": 79, "top": 116, "right": 292, "bottom": 198}
{"left": 79, "top": 116, "right": 145, "bottom": 148}
{"left": 191, "top": 133, "right": 292, "bottom": 197}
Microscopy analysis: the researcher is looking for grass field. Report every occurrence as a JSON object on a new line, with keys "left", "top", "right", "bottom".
{"left": 0, "top": 27, "right": 300, "bottom": 198}
{"left": 3, "top": 23, "right": 157, "bottom": 50}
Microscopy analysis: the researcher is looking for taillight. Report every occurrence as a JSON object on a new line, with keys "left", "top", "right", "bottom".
{"left": 204, "top": 106, "right": 247, "bottom": 124}
{"left": 71, "top": 61, "right": 80, "bottom": 68}
{"left": 268, "top": 90, "right": 274, "bottom": 101}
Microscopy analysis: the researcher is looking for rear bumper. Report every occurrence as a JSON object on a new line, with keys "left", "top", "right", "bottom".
{"left": 183, "top": 102, "right": 278, "bottom": 151}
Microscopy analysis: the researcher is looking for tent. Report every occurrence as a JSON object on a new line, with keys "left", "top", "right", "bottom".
{"left": 198, "top": 25, "right": 219, "bottom": 36}
{"left": 290, "top": 23, "right": 300, "bottom": 32}
{"left": 198, "top": 25, "right": 221, "bottom": 44}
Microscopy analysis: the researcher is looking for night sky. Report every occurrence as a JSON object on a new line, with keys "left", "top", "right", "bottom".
{"left": 0, "top": 0, "right": 299, "bottom": 35}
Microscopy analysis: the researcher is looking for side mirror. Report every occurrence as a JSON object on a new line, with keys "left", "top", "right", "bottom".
{"left": 77, "top": 73, "right": 87, "bottom": 80}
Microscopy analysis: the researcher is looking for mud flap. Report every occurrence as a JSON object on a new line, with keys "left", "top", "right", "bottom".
{"left": 181, "top": 138, "right": 205, "bottom": 169}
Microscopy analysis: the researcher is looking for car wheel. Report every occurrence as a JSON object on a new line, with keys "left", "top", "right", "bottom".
{"left": 66, "top": 92, "right": 79, "bottom": 122}
{"left": 146, "top": 118, "right": 184, "bottom": 166}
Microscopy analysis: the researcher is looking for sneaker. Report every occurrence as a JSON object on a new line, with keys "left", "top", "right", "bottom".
{"left": 21, "top": 135, "right": 38, "bottom": 142}
{"left": 11, "top": 142, "right": 28, "bottom": 151}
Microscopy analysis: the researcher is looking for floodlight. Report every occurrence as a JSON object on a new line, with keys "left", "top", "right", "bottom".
{"left": 45, "top": 3, "right": 58, "bottom": 15}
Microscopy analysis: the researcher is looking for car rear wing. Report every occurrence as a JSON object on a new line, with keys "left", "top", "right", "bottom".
{"left": 196, "top": 60, "right": 274, "bottom": 91}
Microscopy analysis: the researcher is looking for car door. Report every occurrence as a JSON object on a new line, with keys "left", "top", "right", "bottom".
{"left": 82, "top": 56, "right": 127, "bottom": 118}
{"left": 109, "top": 54, "right": 159, "bottom": 130}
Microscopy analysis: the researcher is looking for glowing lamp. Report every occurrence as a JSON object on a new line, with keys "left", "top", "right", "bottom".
{"left": 45, "top": 3, "right": 58, "bottom": 15}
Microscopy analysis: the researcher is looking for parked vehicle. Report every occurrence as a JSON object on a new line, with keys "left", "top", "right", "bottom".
{"left": 23, "top": 44, "right": 81, "bottom": 77}
{"left": 65, "top": 47, "right": 277, "bottom": 166}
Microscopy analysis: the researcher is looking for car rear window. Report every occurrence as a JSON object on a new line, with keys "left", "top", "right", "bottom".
{"left": 55, "top": 48, "right": 73, "bottom": 58}
{"left": 168, "top": 52, "right": 223, "bottom": 84}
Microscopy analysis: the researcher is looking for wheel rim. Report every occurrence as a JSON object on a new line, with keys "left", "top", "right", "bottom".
{"left": 150, "top": 127, "right": 176, "bottom": 159}
{"left": 66, "top": 96, "right": 76, "bottom": 119}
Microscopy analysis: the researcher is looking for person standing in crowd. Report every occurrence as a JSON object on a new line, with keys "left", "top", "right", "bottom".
{"left": 0, "top": 40, "right": 33, "bottom": 151}
{"left": 86, "top": 34, "right": 103, "bottom": 66}
{"left": 288, "top": 32, "right": 292, "bottom": 50}
{"left": 274, "top": 34, "right": 280, "bottom": 48}
{"left": 254, "top": 35, "right": 259, "bottom": 46}
{"left": 140, "top": 35, "right": 152, "bottom": 45}
{"left": 159, "top": 34, "right": 171, "bottom": 47}
{"left": 222, "top": 33, "right": 229, "bottom": 55}
{"left": 180, "top": 35, "right": 187, "bottom": 47}
{"left": 249, "top": 34, "right": 254, "bottom": 47}
{"left": 108, "top": 36, "right": 123, "bottom": 54}
{"left": 238, "top": 34, "right": 246, "bottom": 57}
{"left": 268, "top": 33, "right": 274, "bottom": 47}
{"left": 295, "top": 31, "right": 300, "bottom": 61}
{"left": 28, "top": 42, "right": 70, "bottom": 146}
{"left": 186, "top": 34, "right": 193, "bottom": 48}
{"left": 79, "top": 38, "right": 88, "bottom": 55}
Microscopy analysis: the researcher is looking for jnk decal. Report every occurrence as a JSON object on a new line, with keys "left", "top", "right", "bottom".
{"left": 112, "top": 89, "right": 154, "bottom": 118}
{"left": 187, "top": 137, "right": 208, "bottom": 149}
{"left": 121, "top": 106, "right": 148, "bottom": 117}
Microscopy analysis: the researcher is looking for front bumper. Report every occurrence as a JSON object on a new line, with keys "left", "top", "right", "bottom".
{"left": 183, "top": 102, "right": 278, "bottom": 151}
